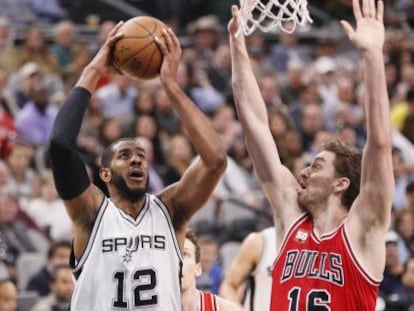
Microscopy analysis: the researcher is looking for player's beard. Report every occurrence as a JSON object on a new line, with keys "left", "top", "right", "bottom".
{"left": 112, "top": 170, "right": 149, "bottom": 202}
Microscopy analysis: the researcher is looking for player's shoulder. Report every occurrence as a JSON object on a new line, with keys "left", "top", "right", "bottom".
{"left": 216, "top": 296, "right": 243, "bottom": 311}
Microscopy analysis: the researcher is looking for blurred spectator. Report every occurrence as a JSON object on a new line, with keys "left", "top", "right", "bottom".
{"left": 14, "top": 62, "right": 43, "bottom": 110}
{"left": 98, "top": 117, "right": 123, "bottom": 148}
{"left": 95, "top": 75, "right": 137, "bottom": 120}
{"left": 394, "top": 208, "right": 414, "bottom": 264}
{"left": 258, "top": 72, "right": 282, "bottom": 109}
{"left": 153, "top": 86, "right": 181, "bottom": 135}
{"left": 14, "top": 79, "right": 58, "bottom": 146}
{"left": 132, "top": 114, "right": 165, "bottom": 165}
{"left": 210, "top": 104, "right": 242, "bottom": 153}
{"left": 0, "top": 0, "right": 36, "bottom": 26}
{"left": 280, "top": 59, "right": 305, "bottom": 107}
{"left": 0, "top": 71, "right": 16, "bottom": 159}
{"left": 196, "top": 234, "right": 222, "bottom": 295}
{"left": 133, "top": 87, "right": 155, "bottom": 116}
{"left": 31, "top": 0, "right": 66, "bottom": 24}
{"left": 0, "top": 192, "right": 44, "bottom": 281}
{"left": 26, "top": 240, "right": 71, "bottom": 297}
{"left": 189, "top": 67, "right": 224, "bottom": 113}
{"left": 298, "top": 103, "right": 326, "bottom": 153}
{"left": 5, "top": 141, "right": 40, "bottom": 203}
{"left": 63, "top": 41, "right": 93, "bottom": 88}
{"left": 30, "top": 264, "right": 74, "bottom": 311}
{"left": 16, "top": 24, "right": 59, "bottom": 74}
{"left": 162, "top": 134, "right": 194, "bottom": 185}
{"left": 380, "top": 231, "right": 407, "bottom": 301}
{"left": 0, "top": 66, "right": 17, "bottom": 117}
{"left": 0, "top": 17, "right": 19, "bottom": 74}
{"left": 205, "top": 42, "right": 232, "bottom": 96}
{"left": 405, "top": 181, "right": 414, "bottom": 213}
{"left": 270, "top": 25, "right": 311, "bottom": 73}
{"left": 0, "top": 279, "right": 17, "bottom": 311}
{"left": 187, "top": 15, "right": 222, "bottom": 65}
{"left": 393, "top": 147, "right": 414, "bottom": 211}
{"left": 401, "top": 88, "right": 414, "bottom": 144}
{"left": 24, "top": 170, "right": 72, "bottom": 241}
{"left": 50, "top": 20, "right": 76, "bottom": 72}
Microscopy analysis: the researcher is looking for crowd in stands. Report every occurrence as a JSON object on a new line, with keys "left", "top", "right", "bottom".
{"left": 0, "top": 1, "right": 414, "bottom": 310}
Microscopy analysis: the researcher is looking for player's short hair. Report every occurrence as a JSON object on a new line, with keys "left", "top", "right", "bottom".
{"left": 322, "top": 140, "right": 362, "bottom": 210}
{"left": 101, "top": 138, "right": 137, "bottom": 168}
{"left": 185, "top": 229, "right": 201, "bottom": 263}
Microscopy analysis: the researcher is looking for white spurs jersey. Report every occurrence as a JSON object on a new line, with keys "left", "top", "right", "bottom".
{"left": 243, "top": 227, "right": 276, "bottom": 311}
{"left": 70, "top": 194, "right": 182, "bottom": 311}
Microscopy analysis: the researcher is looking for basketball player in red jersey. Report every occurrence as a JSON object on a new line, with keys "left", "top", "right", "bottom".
{"left": 228, "top": 0, "right": 393, "bottom": 309}
{"left": 181, "top": 229, "right": 243, "bottom": 311}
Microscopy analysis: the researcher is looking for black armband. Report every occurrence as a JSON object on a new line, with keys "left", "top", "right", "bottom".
{"left": 48, "top": 87, "right": 92, "bottom": 200}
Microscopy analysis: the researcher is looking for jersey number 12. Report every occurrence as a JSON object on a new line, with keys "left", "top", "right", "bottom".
{"left": 113, "top": 268, "right": 158, "bottom": 308}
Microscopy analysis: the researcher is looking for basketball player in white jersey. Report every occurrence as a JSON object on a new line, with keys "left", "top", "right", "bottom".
{"left": 220, "top": 227, "right": 276, "bottom": 311}
{"left": 48, "top": 23, "right": 227, "bottom": 310}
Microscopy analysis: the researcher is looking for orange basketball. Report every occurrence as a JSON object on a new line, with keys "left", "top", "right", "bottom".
{"left": 112, "top": 16, "right": 167, "bottom": 80}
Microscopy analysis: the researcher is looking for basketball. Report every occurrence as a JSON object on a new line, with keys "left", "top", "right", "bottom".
{"left": 112, "top": 16, "right": 167, "bottom": 80}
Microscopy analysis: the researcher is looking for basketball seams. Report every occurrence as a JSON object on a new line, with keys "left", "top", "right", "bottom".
{"left": 141, "top": 46, "right": 160, "bottom": 78}
{"left": 118, "top": 40, "right": 154, "bottom": 67}
{"left": 132, "top": 19, "right": 157, "bottom": 36}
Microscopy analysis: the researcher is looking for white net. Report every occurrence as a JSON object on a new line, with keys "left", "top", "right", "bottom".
{"left": 238, "top": 0, "right": 313, "bottom": 35}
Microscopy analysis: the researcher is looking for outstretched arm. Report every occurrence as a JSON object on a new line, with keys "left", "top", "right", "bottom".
{"left": 219, "top": 232, "right": 262, "bottom": 304}
{"left": 344, "top": 0, "right": 394, "bottom": 278}
{"left": 155, "top": 29, "right": 227, "bottom": 238}
{"left": 228, "top": 6, "right": 302, "bottom": 238}
{"left": 48, "top": 22, "right": 124, "bottom": 259}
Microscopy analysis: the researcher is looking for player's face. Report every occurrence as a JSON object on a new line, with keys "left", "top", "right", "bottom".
{"left": 181, "top": 238, "right": 201, "bottom": 292}
{"left": 0, "top": 282, "right": 17, "bottom": 311}
{"left": 297, "top": 151, "right": 337, "bottom": 210}
{"left": 110, "top": 140, "right": 149, "bottom": 201}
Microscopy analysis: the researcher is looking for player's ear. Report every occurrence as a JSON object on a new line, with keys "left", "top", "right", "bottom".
{"left": 100, "top": 167, "right": 111, "bottom": 182}
{"left": 195, "top": 263, "right": 202, "bottom": 277}
{"left": 334, "top": 177, "right": 350, "bottom": 193}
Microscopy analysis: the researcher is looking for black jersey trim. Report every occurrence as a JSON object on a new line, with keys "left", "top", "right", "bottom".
{"left": 114, "top": 194, "right": 149, "bottom": 226}
{"left": 153, "top": 195, "right": 183, "bottom": 263}
{"left": 72, "top": 197, "right": 109, "bottom": 274}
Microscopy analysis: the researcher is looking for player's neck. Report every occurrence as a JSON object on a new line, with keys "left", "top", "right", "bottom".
{"left": 112, "top": 194, "right": 147, "bottom": 218}
{"left": 311, "top": 204, "right": 348, "bottom": 237}
{"left": 181, "top": 287, "right": 200, "bottom": 311}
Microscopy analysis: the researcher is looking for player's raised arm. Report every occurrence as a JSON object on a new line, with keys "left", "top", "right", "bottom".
{"left": 343, "top": 0, "right": 394, "bottom": 278}
{"left": 154, "top": 29, "right": 227, "bottom": 236}
{"left": 220, "top": 232, "right": 262, "bottom": 305}
{"left": 48, "top": 22, "right": 124, "bottom": 258}
{"left": 228, "top": 6, "right": 302, "bottom": 236}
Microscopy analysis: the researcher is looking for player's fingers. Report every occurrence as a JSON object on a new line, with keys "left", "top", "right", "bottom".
{"left": 162, "top": 28, "right": 174, "bottom": 53}
{"left": 377, "top": 0, "right": 384, "bottom": 21}
{"left": 368, "top": 0, "right": 375, "bottom": 17}
{"left": 109, "top": 21, "right": 124, "bottom": 38}
{"left": 154, "top": 35, "right": 168, "bottom": 55}
{"left": 353, "top": 0, "right": 362, "bottom": 20}
{"left": 340, "top": 20, "right": 354, "bottom": 39}
{"left": 362, "top": 0, "right": 370, "bottom": 17}
{"left": 167, "top": 28, "right": 181, "bottom": 52}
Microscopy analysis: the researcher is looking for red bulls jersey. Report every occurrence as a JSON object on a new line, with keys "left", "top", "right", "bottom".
{"left": 271, "top": 213, "right": 380, "bottom": 311}
{"left": 199, "top": 291, "right": 218, "bottom": 311}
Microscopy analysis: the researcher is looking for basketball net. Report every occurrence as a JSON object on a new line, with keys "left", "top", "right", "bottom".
{"left": 237, "top": 0, "right": 313, "bottom": 36}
